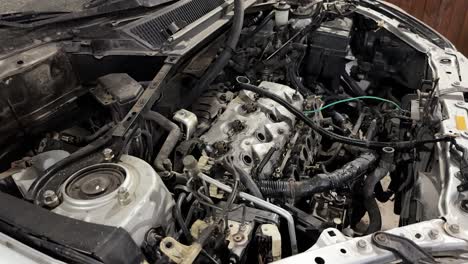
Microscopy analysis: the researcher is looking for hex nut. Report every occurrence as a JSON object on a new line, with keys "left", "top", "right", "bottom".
{"left": 102, "top": 148, "right": 114, "bottom": 161}
{"left": 118, "top": 187, "right": 131, "bottom": 206}
{"left": 43, "top": 190, "right": 60, "bottom": 208}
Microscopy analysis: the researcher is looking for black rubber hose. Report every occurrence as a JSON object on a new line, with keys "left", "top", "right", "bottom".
{"left": 140, "top": 130, "right": 154, "bottom": 160}
{"left": 225, "top": 165, "right": 240, "bottom": 215}
{"left": 363, "top": 172, "right": 385, "bottom": 234}
{"left": 26, "top": 131, "right": 113, "bottom": 201}
{"left": 176, "top": 193, "right": 193, "bottom": 243}
{"left": 258, "top": 153, "right": 378, "bottom": 198}
{"left": 237, "top": 83, "right": 451, "bottom": 149}
{"left": 246, "top": 11, "right": 274, "bottom": 38}
{"left": 225, "top": 0, "right": 244, "bottom": 50}
{"left": 234, "top": 165, "right": 264, "bottom": 199}
{"left": 80, "top": 123, "right": 114, "bottom": 144}
{"left": 341, "top": 72, "right": 366, "bottom": 96}
{"left": 364, "top": 148, "right": 395, "bottom": 234}
{"left": 287, "top": 64, "right": 309, "bottom": 96}
{"left": 194, "top": 0, "right": 244, "bottom": 96}
{"left": 143, "top": 111, "right": 181, "bottom": 172}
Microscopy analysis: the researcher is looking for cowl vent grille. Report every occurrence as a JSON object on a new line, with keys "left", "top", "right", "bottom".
{"left": 125, "top": 0, "right": 225, "bottom": 49}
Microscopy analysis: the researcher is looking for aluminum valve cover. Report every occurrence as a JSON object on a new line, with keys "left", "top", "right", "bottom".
{"left": 200, "top": 81, "right": 303, "bottom": 179}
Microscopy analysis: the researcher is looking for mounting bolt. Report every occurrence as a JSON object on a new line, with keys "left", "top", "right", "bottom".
{"left": 233, "top": 233, "right": 244, "bottom": 243}
{"left": 375, "top": 233, "right": 388, "bottom": 243}
{"left": 137, "top": 98, "right": 145, "bottom": 107}
{"left": 357, "top": 239, "right": 367, "bottom": 249}
{"left": 333, "top": 218, "right": 342, "bottom": 226}
{"left": 449, "top": 224, "right": 460, "bottom": 234}
{"left": 160, "top": 171, "right": 172, "bottom": 179}
{"left": 428, "top": 229, "right": 439, "bottom": 240}
{"left": 43, "top": 190, "right": 60, "bottom": 208}
{"left": 117, "top": 187, "right": 131, "bottom": 206}
{"left": 453, "top": 81, "right": 461, "bottom": 87}
{"left": 102, "top": 148, "right": 114, "bottom": 161}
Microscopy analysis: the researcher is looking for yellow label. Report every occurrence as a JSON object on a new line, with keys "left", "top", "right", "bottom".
{"left": 456, "top": 115, "right": 467, "bottom": 131}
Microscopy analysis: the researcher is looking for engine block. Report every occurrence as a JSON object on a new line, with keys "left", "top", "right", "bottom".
{"left": 200, "top": 82, "right": 303, "bottom": 179}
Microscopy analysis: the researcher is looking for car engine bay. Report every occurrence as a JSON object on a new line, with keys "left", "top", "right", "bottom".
{"left": 0, "top": 0, "right": 468, "bottom": 263}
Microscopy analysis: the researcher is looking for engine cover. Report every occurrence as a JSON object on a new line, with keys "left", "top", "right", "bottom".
{"left": 53, "top": 155, "right": 175, "bottom": 246}
{"left": 200, "top": 81, "right": 303, "bottom": 179}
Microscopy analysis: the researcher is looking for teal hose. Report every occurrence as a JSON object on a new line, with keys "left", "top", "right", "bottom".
{"left": 304, "top": 96, "right": 402, "bottom": 114}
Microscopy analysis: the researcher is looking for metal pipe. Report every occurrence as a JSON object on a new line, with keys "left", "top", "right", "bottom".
{"left": 198, "top": 173, "right": 298, "bottom": 254}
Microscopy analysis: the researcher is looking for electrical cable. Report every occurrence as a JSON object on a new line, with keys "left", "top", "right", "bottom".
{"left": 304, "top": 96, "right": 402, "bottom": 114}
{"left": 237, "top": 82, "right": 452, "bottom": 149}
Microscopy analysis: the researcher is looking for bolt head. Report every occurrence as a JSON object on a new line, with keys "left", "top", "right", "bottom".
{"left": 333, "top": 218, "right": 342, "bottom": 225}
{"left": 102, "top": 148, "right": 114, "bottom": 161}
{"left": 375, "top": 233, "right": 388, "bottom": 243}
{"left": 160, "top": 171, "right": 172, "bottom": 178}
{"left": 449, "top": 224, "right": 460, "bottom": 233}
{"left": 233, "top": 233, "right": 244, "bottom": 242}
{"left": 453, "top": 81, "right": 461, "bottom": 87}
{"left": 117, "top": 187, "right": 131, "bottom": 206}
{"left": 357, "top": 239, "right": 367, "bottom": 249}
{"left": 43, "top": 190, "right": 60, "bottom": 207}
{"left": 428, "top": 229, "right": 439, "bottom": 240}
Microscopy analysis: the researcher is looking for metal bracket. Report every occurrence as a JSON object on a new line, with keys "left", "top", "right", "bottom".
{"left": 160, "top": 237, "right": 202, "bottom": 264}
{"left": 371, "top": 232, "right": 436, "bottom": 264}
{"left": 112, "top": 63, "right": 174, "bottom": 139}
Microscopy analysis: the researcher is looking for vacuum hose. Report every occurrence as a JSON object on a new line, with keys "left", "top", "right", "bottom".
{"left": 194, "top": 0, "right": 244, "bottom": 97}
{"left": 257, "top": 153, "right": 378, "bottom": 198}
{"left": 143, "top": 111, "right": 181, "bottom": 172}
